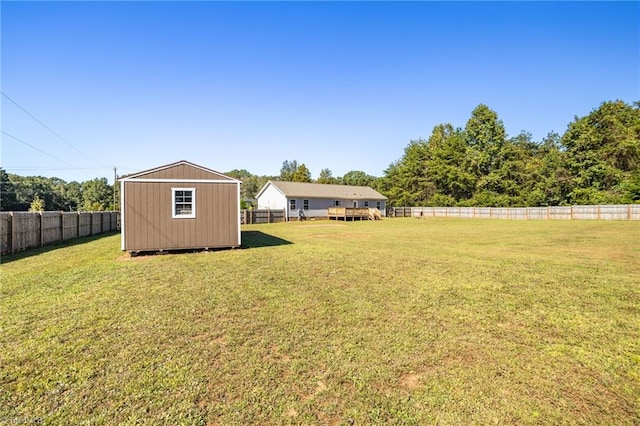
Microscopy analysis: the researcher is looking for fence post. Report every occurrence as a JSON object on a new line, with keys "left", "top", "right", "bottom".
{"left": 60, "top": 212, "right": 64, "bottom": 241}
{"left": 39, "top": 212, "right": 44, "bottom": 247}
{"left": 628, "top": 204, "right": 632, "bottom": 220}
{"left": 9, "top": 212, "right": 15, "bottom": 254}
{"left": 570, "top": 205, "right": 574, "bottom": 220}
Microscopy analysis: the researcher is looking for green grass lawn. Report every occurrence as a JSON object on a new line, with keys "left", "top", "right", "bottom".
{"left": 1, "top": 219, "right": 639, "bottom": 425}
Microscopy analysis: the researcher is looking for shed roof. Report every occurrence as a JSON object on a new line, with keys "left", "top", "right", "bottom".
{"left": 257, "top": 181, "right": 387, "bottom": 200}
{"left": 119, "top": 160, "right": 240, "bottom": 182}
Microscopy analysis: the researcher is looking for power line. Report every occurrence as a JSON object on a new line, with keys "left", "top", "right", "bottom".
{"left": 1, "top": 91, "right": 109, "bottom": 168}
{"left": 1, "top": 130, "right": 80, "bottom": 169}
{"left": 4, "top": 167, "right": 108, "bottom": 171}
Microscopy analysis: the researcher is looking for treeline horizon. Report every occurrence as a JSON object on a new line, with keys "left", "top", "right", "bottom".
{"left": 234, "top": 99, "right": 640, "bottom": 207}
{"left": 0, "top": 172, "right": 116, "bottom": 212}
{"left": 2, "top": 99, "right": 638, "bottom": 211}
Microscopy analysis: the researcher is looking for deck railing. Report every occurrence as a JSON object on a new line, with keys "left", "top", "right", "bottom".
{"left": 328, "top": 207, "right": 376, "bottom": 220}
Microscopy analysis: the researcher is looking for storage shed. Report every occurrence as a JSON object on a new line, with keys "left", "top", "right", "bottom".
{"left": 119, "top": 160, "right": 241, "bottom": 252}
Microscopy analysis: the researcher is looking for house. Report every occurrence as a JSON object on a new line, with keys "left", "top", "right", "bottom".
{"left": 119, "top": 160, "right": 241, "bottom": 252}
{"left": 255, "top": 180, "right": 387, "bottom": 220}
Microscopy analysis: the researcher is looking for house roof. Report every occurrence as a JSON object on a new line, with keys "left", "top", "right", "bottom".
{"left": 118, "top": 160, "right": 241, "bottom": 182}
{"left": 257, "top": 180, "right": 387, "bottom": 200}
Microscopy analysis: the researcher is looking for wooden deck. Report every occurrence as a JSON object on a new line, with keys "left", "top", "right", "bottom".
{"left": 327, "top": 207, "right": 382, "bottom": 221}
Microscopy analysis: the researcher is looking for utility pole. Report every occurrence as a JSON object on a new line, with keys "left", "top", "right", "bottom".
{"left": 113, "top": 166, "right": 117, "bottom": 211}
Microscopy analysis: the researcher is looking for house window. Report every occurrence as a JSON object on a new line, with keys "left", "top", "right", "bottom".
{"left": 333, "top": 200, "right": 342, "bottom": 206}
{"left": 376, "top": 201, "right": 381, "bottom": 209}
{"left": 364, "top": 201, "right": 369, "bottom": 207}
{"left": 303, "top": 200, "right": 309, "bottom": 210}
{"left": 172, "top": 188, "right": 196, "bottom": 218}
{"left": 289, "top": 199, "right": 296, "bottom": 210}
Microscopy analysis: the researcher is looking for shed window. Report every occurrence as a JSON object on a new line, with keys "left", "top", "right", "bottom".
{"left": 172, "top": 188, "right": 196, "bottom": 218}
{"left": 303, "top": 199, "right": 309, "bottom": 210}
{"left": 333, "top": 200, "right": 342, "bottom": 206}
{"left": 364, "top": 201, "right": 369, "bottom": 207}
{"left": 289, "top": 199, "right": 296, "bottom": 210}
{"left": 376, "top": 201, "right": 381, "bottom": 209}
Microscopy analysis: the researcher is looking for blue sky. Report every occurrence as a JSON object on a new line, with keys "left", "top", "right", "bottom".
{"left": 1, "top": 1, "right": 638, "bottom": 184}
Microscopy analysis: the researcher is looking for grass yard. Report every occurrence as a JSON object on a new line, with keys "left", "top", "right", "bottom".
{"left": 1, "top": 218, "right": 639, "bottom": 425}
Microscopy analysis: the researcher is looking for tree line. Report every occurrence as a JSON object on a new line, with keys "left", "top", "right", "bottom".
{"left": 0, "top": 170, "right": 116, "bottom": 212}
{"left": 2, "top": 99, "right": 638, "bottom": 211}
{"left": 230, "top": 100, "right": 640, "bottom": 207}
{"left": 379, "top": 100, "right": 639, "bottom": 206}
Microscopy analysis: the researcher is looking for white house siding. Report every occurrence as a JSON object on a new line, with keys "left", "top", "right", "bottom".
{"left": 257, "top": 184, "right": 287, "bottom": 210}
{"left": 288, "top": 198, "right": 386, "bottom": 218}
{"left": 287, "top": 197, "right": 333, "bottom": 218}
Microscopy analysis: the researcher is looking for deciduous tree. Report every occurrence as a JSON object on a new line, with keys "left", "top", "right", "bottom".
{"left": 81, "top": 178, "right": 113, "bottom": 211}
{"left": 562, "top": 100, "right": 640, "bottom": 204}
{"left": 465, "top": 104, "right": 507, "bottom": 179}
{"left": 317, "top": 168, "right": 337, "bottom": 184}
{"left": 341, "top": 170, "right": 376, "bottom": 187}
{"left": 29, "top": 197, "right": 45, "bottom": 212}
{"left": 0, "top": 168, "right": 20, "bottom": 211}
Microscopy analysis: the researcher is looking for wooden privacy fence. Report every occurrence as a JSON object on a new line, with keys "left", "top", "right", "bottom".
{"left": 1, "top": 211, "right": 120, "bottom": 255}
{"left": 391, "top": 205, "right": 640, "bottom": 220}
{"left": 240, "top": 209, "right": 286, "bottom": 225}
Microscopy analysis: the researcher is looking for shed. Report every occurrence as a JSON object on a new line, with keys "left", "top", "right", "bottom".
{"left": 256, "top": 180, "right": 387, "bottom": 220}
{"left": 119, "top": 160, "right": 241, "bottom": 252}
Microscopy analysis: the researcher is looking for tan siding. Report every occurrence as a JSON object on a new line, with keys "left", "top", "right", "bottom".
{"left": 124, "top": 180, "right": 239, "bottom": 251}
{"left": 136, "top": 163, "right": 234, "bottom": 181}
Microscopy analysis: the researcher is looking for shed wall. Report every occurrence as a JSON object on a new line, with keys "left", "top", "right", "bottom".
{"left": 134, "top": 164, "right": 233, "bottom": 181}
{"left": 123, "top": 181, "right": 239, "bottom": 251}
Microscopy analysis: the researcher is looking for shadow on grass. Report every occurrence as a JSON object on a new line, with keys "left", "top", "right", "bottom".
{"left": 0, "top": 232, "right": 119, "bottom": 265}
{"left": 241, "top": 230, "right": 293, "bottom": 249}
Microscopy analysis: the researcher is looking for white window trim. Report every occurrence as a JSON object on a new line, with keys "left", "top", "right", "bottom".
{"left": 303, "top": 199, "right": 309, "bottom": 210}
{"left": 289, "top": 199, "right": 297, "bottom": 210}
{"left": 172, "top": 187, "right": 196, "bottom": 219}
